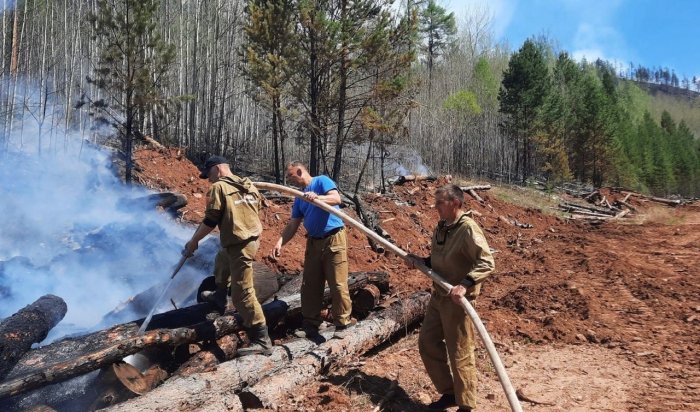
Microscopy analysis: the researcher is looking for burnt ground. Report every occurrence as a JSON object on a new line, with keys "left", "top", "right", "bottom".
{"left": 134, "top": 147, "right": 700, "bottom": 411}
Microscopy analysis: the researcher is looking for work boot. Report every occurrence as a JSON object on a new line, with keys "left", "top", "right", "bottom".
{"left": 426, "top": 394, "right": 457, "bottom": 411}
{"left": 200, "top": 288, "right": 227, "bottom": 311}
{"left": 238, "top": 324, "right": 273, "bottom": 357}
{"left": 294, "top": 323, "right": 326, "bottom": 344}
{"left": 332, "top": 320, "right": 357, "bottom": 339}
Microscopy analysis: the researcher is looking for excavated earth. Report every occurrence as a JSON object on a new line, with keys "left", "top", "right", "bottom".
{"left": 133, "top": 147, "right": 700, "bottom": 411}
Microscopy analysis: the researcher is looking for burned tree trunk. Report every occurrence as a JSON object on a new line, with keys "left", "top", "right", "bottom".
{"left": 175, "top": 272, "right": 389, "bottom": 376}
{"left": 0, "top": 316, "right": 240, "bottom": 399}
{"left": 4, "top": 302, "right": 219, "bottom": 382}
{"left": 238, "top": 291, "right": 430, "bottom": 409}
{"left": 61, "top": 362, "right": 167, "bottom": 411}
{"left": 0, "top": 295, "right": 67, "bottom": 380}
{"left": 103, "top": 291, "right": 429, "bottom": 412}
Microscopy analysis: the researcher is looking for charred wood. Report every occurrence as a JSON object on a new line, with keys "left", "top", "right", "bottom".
{"left": 0, "top": 316, "right": 241, "bottom": 399}
{"left": 104, "top": 291, "right": 429, "bottom": 412}
{"left": 65, "top": 362, "right": 166, "bottom": 411}
{"left": 5, "top": 303, "right": 220, "bottom": 382}
{"left": 173, "top": 272, "right": 387, "bottom": 377}
{"left": 0, "top": 295, "right": 67, "bottom": 380}
{"left": 351, "top": 284, "right": 381, "bottom": 319}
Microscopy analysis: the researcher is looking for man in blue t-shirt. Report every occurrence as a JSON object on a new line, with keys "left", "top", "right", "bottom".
{"left": 271, "top": 162, "right": 353, "bottom": 340}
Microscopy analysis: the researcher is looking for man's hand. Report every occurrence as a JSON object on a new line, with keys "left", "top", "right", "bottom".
{"left": 183, "top": 240, "right": 198, "bottom": 257}
{"left": 303, "top": 191, "right": 318, "bottom": 201}
{"left": 449, "top": 284, "right": 467, "bottom": 305}
{"left": 404, "top": 253, "right": 424, "bottom": 269}
{"left": 270, "top": 238, "right": 283, "bottom": 261}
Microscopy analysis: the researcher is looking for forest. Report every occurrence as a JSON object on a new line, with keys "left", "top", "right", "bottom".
{"left": 1, "top": 0, "right": 699, "bottom": 196}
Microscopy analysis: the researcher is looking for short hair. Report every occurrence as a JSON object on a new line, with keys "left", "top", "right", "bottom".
{"left": 435, "top": 184, "right": 464, "bottom": 206}
{"left": 286, "top": 161, "right": 307, "bottom": 170}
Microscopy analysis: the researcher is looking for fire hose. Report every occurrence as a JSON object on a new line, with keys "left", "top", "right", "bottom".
{"left": 137, "top": 254, "right": 189, "bottom": 335}
{"left": 255, "top": 182, "right": 522, "bottom": 412}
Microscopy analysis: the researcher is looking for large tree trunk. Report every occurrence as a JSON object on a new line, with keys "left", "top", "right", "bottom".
{"left": 4, "top": 303, "right": 219, "bottom": 382}
{"left": 103, "top": 291, "right": 429, "bottom": 412}
{"left": 174, "top": 271, "right": 388, "bottom": 376}
{"left": 0, "top": 316, "right": 240, "bottom": 399}
{"left": 238, "top": 291, "right": 430, "bottom": 409}
{"left": 0, "top": 295, "right": 67, "bottom": 380}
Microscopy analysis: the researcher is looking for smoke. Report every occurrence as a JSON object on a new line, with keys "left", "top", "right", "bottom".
{"left": 384, "top": 145, "right": 432, "bottom": 177}
{"left": 0, "top": 80, "right": 214, "bottom": 343}
{"left": 2, "top": 1, "right": 16, "bottom": 13}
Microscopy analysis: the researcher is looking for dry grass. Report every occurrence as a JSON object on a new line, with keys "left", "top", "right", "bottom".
{"left": 628, "top": 205, "right": 689, "bottom": 225}
{"left": 491, "top": 185, "right": 564, "bottom": 217}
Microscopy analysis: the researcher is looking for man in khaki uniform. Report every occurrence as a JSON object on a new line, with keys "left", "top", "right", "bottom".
{"left": 184, "top": 155, "right": 272, "bottom": 356}
{"left": 407, "top": 184, "right": 495, "bottom": 412}
{"left": 270, "top": 162, "right": 353, "bottom": 341}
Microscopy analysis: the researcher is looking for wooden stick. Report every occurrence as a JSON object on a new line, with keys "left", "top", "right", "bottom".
{"left": 253, "top": 182, "right": 522, "bottom": 412}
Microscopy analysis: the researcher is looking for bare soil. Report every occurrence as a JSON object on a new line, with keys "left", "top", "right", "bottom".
{"left": 134, "top": 147, "right": 700, "bottom": 411}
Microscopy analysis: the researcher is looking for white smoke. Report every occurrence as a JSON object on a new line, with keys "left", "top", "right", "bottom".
{"left": 0, "top": 78, "right": 212, "bottom": 342}
{"left": 2, "top": 0, "right": 16, "bottom": 13}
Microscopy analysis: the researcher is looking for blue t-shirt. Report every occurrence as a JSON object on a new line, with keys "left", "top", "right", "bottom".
{"left": 292, "top": 175, "right": 344, "bottom": 238}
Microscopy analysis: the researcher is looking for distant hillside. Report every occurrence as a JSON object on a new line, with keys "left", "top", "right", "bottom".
{"left": 634, "top": 81, "right": 700, "bottom": 138}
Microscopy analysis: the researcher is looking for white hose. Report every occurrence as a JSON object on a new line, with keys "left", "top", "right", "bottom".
{"left": 255, "top": 182, "right": 522, "bottom": 412}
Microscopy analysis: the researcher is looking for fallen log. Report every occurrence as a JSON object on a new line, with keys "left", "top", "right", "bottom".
{"left": 0, "top": 316, "right": 241, "bottom": 399}
{"left": 616, "top": 200, "right": 637, "bottom": 212}
{"left": 173, "top": 271, "right": 387, "bottom": 377}
{"left": 459, "top": 184, "right": 492, "bottom": 192}
{"left": 238, "top": 291, "right": 430, "bottom": 409}
{"left": 0, "top": 295, "right": 67, "bottom": 380}
{"left": 351, "top": 284, "right": 381, "bottom": 318}
{"left": 104, "top": 292, "right": 430, "bottom": 412}
{"left": 559, "top": 202, "right": 616, "bottom": 216}
{"left": 622, "top": 191, "right": 682, "bottom": 206}
{"left": 467, "top": 189, "right": 484, "bottom": 202}
{"left": 392, "top": 175, "right": 437, "bottom": 185}
{"left": 4, "top": 303, "right": 219, "bottom": 382}
{"left": 63, "top": 362, "right": 167, "bottom": 411}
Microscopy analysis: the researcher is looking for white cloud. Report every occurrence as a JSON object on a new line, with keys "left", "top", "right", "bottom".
{"left": 449, "top": 0, "right": 518, "bottom": 40}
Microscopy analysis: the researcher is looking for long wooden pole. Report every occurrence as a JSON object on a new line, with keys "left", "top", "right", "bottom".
{"left": 254, "top": 182, "right": 522, "bottom": 412}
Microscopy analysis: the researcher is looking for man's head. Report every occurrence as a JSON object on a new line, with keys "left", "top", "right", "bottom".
{"left": 285, "top": 161, "right": 312, "bottom": 187}
{"left": 199, "top": 155, "right": 231, "bottom": 182}
{"left": 434, "top": 184, "right": 464, "bottom": 221}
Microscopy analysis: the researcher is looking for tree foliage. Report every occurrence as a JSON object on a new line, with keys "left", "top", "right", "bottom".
{"left": 84, "top": 0, "right": 176, "bottom": 183}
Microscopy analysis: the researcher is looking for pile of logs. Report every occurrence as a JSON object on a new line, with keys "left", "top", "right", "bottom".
{"left": 558, "top": 201, "right": 630, "bottom": 221}
{"left": 560, "top": 187, "right": 688, "bottom": 222}
{"left": 0, "top": 271, "right": 397, "bottom": 411}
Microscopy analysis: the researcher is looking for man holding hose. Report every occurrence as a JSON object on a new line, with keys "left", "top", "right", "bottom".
{"left": 270, "top": 161, "right": 353, "bottom": 341}
{"left": 407, "top": 184, "right": 495, "bottom": 412}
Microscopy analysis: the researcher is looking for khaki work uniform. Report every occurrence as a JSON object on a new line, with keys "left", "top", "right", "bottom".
{"left": 418, "top": 212, "right": 495, "bottom": 410}
{"left": 206, "top": 175, "right": 266, "bottom": 328}
{"left": 302, "top": 227, "right": 351, "bottom": 328}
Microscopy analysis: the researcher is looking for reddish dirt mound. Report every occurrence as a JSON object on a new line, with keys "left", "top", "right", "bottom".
{"left": 134, "top": 147, "right": 700, "bottom": 411}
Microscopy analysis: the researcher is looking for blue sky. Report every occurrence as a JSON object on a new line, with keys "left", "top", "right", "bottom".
{"left": 447, "top": 0, "right": 700, "bottom": 79}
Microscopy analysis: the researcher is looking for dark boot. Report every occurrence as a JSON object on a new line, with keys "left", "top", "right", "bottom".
{"left": 238, "top": 324, "right": 273, "bottom": 356}
{"left": 426, "top": 394, "right": 457, "bottom": 411}
{"left": 200, "top": 288, "right": 227, "bottom": 311}
{"left": 293, "top": 323, "right": 326, "bottom": 344}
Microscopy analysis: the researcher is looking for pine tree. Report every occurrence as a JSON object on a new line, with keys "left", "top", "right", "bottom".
{"left": 498, "top": 39, "right": 550, "bottom": 183}
{"left": 84, "top": 0, "right": 176, "bottom": 184}
{"left": 243, "top": 0, "right": 296, "bottom": 183}
{"left": 419, "top": 0, "right": 456, "bottom": 98}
